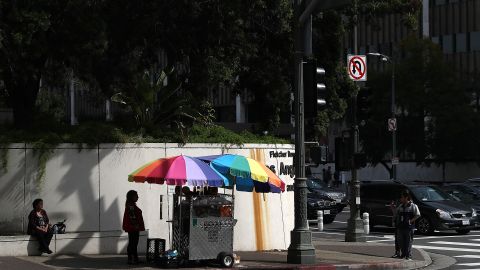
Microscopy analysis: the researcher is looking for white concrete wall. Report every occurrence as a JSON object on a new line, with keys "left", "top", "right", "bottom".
{"left": 0, "top": 143, "right": 296, "bottom": 254}
{"left": 2, "top": 143, "right": 480, "bottom": 256}
{"left": 0, "top": 231, "right": 148, "bottom": 256}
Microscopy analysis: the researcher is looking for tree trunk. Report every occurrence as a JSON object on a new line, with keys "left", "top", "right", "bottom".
{"left": 9, "top": 76, "right": 41, "bottom": 129}
{"left": 380, "top": 161, "right": 393, "bottom": 180}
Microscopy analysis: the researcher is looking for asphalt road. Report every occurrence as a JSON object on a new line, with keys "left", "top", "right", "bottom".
{"left": 311, "top": 207, "right": 480, "bottom": 270}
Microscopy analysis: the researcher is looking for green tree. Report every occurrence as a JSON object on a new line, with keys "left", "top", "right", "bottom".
{"left": 163, "top": 0, "right": 293, "bottom": 132}
{"left": 0, "top": 0, "right": 105, "bottom": 128}
{"left": 362, "top": 36, "right": 480, "bottom": 166}
{"left": 309, "top": 0, "right": 422, "bottom": 138}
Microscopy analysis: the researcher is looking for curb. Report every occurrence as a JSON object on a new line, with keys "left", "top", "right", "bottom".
{"left": 231, "top": 259, "right": 428, "bottom": 270}
{"left": 232, "top": 265, "right": 336, "bottom": 270}
{"left": 416, "top": 246, "right": 433, "bottom": 268}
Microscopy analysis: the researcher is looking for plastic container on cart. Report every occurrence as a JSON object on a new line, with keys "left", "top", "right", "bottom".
{"left": 146, "top": 238, "right": 165, "bottom": 262}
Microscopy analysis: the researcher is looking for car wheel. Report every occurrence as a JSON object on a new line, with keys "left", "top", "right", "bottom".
{"left": 218, "top": 252, "right": 234, "bottom": 268}
{"left": 416, "top": 217, "right": 434, "bottom": 235}
{"left": 456, "top": 229, "right": 470, "bottom": 235}
{"left": 324, "top": 215, "right": 335, "bottom": 224}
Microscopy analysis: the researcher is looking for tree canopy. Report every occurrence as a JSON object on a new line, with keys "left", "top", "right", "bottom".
{"left": 362, "top": 36, "right": 480, "bottom": 166}
{"left": 4, "top": 0, "right": 475, "bottom": 166}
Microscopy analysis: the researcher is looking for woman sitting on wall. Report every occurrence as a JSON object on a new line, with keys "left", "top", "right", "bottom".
{"left": 27, "top": 198, "right": 53, "bottom": 254}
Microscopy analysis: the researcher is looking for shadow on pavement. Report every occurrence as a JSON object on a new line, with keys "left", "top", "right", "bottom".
{"left": 43, "top": 255, "right": 138, "bottom": 269}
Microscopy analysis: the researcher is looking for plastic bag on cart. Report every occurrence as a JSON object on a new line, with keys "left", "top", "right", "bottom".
{"left": 165, "top": 249, "right": 178, "bottom": 259}
{"left": 156, "top": 249, "right": 180, "bottom": 268}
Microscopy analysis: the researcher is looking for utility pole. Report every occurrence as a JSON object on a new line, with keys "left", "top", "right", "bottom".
{"left": 391, "top": 60, "right": 396, "bottom": 180}
{"left": 345, "top": 0, "right": 365, "bottom": 242}
{"left": 367, "top": 52, "right": 396, "bottom": 180}
{"left": 288, "top": 0, "right": 353, "bottom": 264}
{"left": 288, "top": 0, "right": 315, "bottom": 264}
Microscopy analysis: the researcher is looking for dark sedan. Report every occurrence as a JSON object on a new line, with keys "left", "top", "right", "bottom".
{"left": 361, "top": 181, "right": 479, "bottom": 235}
{"left": 307, "top": 190, "right": 338, "bottom": 224}
{"left": 440, "top": 185, "right": 480, "bottom": 221}
{"left": 306, "top": 178, "right": 348, "bottom": 213}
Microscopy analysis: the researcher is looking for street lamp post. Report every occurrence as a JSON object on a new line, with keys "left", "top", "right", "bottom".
{"left": 367, "top": 53, "right": 396, "bottom": 180}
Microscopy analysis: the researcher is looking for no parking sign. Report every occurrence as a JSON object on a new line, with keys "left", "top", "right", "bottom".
{"left": 347, "top": 55, "right": 367, "bottom": 81}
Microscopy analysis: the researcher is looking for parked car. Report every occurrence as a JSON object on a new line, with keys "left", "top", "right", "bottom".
{"left": 307, "top": 189, "right": 338, "bottom": 224}
{"left": 307, "top": 178, "right": 348, "bottom": 213}
{"left": 360, "top": 181, "right": 478, "bottom": 235}
{"left": 439, "top": 185, "right": 480, "bottom": 215}
{"left": 443, "top": 182, "right": 480, "bottom": 197}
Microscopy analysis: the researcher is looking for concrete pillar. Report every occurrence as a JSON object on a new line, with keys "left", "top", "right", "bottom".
{"left": 106, "top": 100, "right": 113, "bottom": 122}
{"left": 235, "top": 94, "right": 245, "bottom": 123}
{"left": 70, "top": 77, "right": 78, "bottom": 126}
{"left": 422, "top": 0, "right": 430, "bottom": 38}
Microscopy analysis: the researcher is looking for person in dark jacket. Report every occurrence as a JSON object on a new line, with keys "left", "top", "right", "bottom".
{"left": 122, "top": 190, "right": 145, "bottom": 265}
{"left": 27, "top": 198, "right": 53, "bottom": 254}
{"left": 394, "top": 190, "right": 421, "bottom": 260}
{"left": 390, "top": 200, "right": 401, "bottom": 258}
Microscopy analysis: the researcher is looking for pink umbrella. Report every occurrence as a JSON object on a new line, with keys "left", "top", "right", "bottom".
{"left": 128, "top": 155, "right": 226, "bottom": 187}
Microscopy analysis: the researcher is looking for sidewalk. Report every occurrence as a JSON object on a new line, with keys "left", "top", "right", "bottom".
{"left": 0, "top": 239, "right": 431, "bottom": 270}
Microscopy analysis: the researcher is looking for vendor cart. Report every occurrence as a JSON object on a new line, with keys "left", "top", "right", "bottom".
{"left": 171, "top": 191, "right": 236, "bottom": 267}
{"left": 128, "top": 155, "right": 286, "bottom": 268}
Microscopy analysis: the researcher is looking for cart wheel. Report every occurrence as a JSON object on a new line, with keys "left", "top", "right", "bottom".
{"left": 218, "top": 252, "right": 234, "bottom": 268}
{"left": 176, "top": 258, "right": 186, "bottom": 268}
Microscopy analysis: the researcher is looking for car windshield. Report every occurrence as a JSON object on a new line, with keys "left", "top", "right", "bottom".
{"left": 410, "top": 186, "right": 450, "bottom": 201}
{"left": 307, "top": 179, "right": 326, "bottom": 190}
{"left": 444, "top": 189, "right": 477, "bottom": 202}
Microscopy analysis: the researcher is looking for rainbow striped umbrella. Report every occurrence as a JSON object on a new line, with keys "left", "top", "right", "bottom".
{"left": 128, "top": 155, "right": 226, "bottom": 187}
{"left": 200, "top": 154, "right": 286, "bottom": 193}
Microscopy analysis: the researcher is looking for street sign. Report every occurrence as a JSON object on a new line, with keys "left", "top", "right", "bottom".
{"left": 347, "top": 55, "right": 367, "bottom": 81}
{"left": 388, "top": 118, "right": 397, "bottom": 131}
{"left": 392, "top": 157, "right": 399, "bottom": 165}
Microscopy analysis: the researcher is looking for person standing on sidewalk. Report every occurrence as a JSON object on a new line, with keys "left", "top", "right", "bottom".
{"left": 325, "top": 166, "right": 333, "bottom": 187}
{"left": 390, "top": 200, "right": 401, "bottom": 258}
{"left": 123, "top": 190, "right": 145, "bottom": 265}
{"left": 395, "top": 190, "right": 420, "bottom": 260}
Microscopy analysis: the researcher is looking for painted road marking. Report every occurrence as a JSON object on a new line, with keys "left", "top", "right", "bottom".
{"left": 429, "top": 241, "right": 480, "bottom": 247}
{"left": 455, "top": 255, "right": 480, "bottom": 259}
{"left": 457, "top": 263, "right": 480, "bottom": 266}
{"left": 413, "top": 245, "right": 480, "bottom": 253}
{"left": 370, "top": 233, "right": 480, "bottom": 243}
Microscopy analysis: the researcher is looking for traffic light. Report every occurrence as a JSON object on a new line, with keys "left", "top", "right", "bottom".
{"left": 335, "top": 137, "right": 351, "bottom": 171}
{"left": 354, "top": 153, "right": 367, "bottom": 168}
{"left": 309, "top": 145, "right": 328, "bottom": 165}
{"left": 356, "top": 87, "right": 372, "bottom": 124}
{"left": 303, "top": 60, "right": 327, "bottom": 119}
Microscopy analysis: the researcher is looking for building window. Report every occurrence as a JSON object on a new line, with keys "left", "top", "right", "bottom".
{"left": 442, "top": 35, "right": 454, "bottom": 53}
{"left": 359, "top": 46, "right": 366, "bottom": 54}
{"left": 435, "top": 0, "right": 446, "bottom": 5}
{"left": 456, "top": 33, "right": 467, "bottom": 52}
{"left": 470, "top": 32, "right": 480, "bottom": 51}
{"left": 431, "top": 36, "right": 440, "bottom": 45}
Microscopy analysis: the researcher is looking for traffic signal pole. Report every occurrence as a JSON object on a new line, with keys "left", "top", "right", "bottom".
{"left": 345, "top": 0, "right": 365, "bottom": 242}
{"left": 288, "top": 0, "right": 353, "bottom": 263}
{"left": 391, "top": 60, "right": 397, "bottom": 180}
{"left": 287, "top": 0, "right": 315, "bottom": 264}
